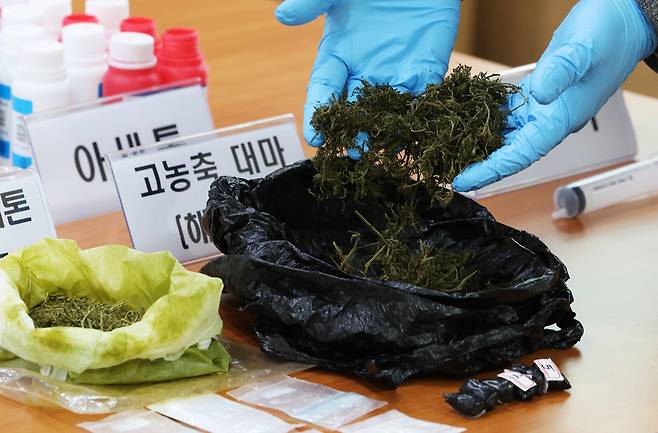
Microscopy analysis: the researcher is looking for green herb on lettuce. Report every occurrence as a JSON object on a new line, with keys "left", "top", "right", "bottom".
{"left": 29, "top": 294, "right": 143, "bottom": 332}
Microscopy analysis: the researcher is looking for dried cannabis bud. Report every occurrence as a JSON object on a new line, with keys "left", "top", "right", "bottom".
{"left": 29, "top": 294, "right": 143, "bottom": 332}
{"left": 311, "top": 65, "right": 519, "bottom": 292}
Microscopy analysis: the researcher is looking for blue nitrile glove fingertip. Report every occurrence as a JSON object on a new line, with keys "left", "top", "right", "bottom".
{"left": 347, "top": 147, "right": 362, "bottom": 160}
{"left": 304, "top": 125, "right": 325, "bottom": 148}
{"left": 347, "top": 132, "right": 369, "bottom": 160}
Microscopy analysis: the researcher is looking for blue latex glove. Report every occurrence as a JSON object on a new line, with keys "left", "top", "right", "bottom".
{"left": 453, "top": 0, "right": 658, "bottom": 192}
{"left": 275, "top": 0, "right": 460, "bottom": 158}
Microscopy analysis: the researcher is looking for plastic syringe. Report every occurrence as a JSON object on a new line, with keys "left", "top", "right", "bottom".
{"left": 553, "top": 155, "right": 658, "bottom": 219}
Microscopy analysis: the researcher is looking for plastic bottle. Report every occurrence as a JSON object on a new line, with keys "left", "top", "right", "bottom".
{"left": 0, "top": 25, "right": 45, "bottom": 166}
{"left": 85, "top": 0, "right": 128, "bottom": 37}
{"left": 120, "top": 16, "right": 158, "bottom": 51}
{"left": 157, "top": 28, "right": 208, "bottom": 87}
{"left": 62, "top": 22, "right": 106, "bottom": 103}
{"left": 62, "top": 13, "right": 98, "bottom": 27}
{"left": 11, "top": 40, "right": 69, "bottom": 168}
{"left": 1, "top": 4, "right": 45, "bottom": 28}
{"left": 28, "top": 0, "right": 70, "bottom": 39}
{"left": 102, "top": 32, "right": 158, "bottom": 97}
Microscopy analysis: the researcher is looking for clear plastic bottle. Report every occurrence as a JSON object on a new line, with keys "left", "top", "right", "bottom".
{"left": 102, "top": 32, "right": 158, "bottom": 97}
{"left": 85, "top": 0, "right": 128, "bottom": 37}
{"left": 0, "top": 24, "right": 45, "bottom": 166}
{"left": 11, "top": 40, "right": 70, "bottom": 168}
{"left": 62, "top": 22, "right": 106, "bottom": 103}
{"left": 28, "top": 0, "right": 71, "bottom": 39}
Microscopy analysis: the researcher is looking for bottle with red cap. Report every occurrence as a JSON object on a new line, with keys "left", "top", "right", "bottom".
{"left": 102, "top": 31, "right": 158, "bottom": 96}
{"left": 157, "top": 28, "right": 208, "bottom": 87}
{"left": 120, "top": 17, "right": 158, "bottom": 51}
{"left": 62, "top": 13, "right": 98, "bottom": 27}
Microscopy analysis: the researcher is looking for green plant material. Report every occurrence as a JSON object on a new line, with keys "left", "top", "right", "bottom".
{"left": 311, "top": 65, "right": 520, "bottom": 292}
{"left": 333, "top": 211, "right": 479, "bottom": 292}
{"left": 29, "top": 294, "right": 143, "bottom": 332}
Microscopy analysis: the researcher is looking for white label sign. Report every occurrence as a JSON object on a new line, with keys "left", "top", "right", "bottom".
{"left": 0, "top": 169, "right": 56, "bottom": 258}
{"left": 25, "top": 84, "right": 214, "bottom": 224}
{"left": 470, "top": 64, "right": 637, "bottom": 198}
{"left": 108, "top": 114, "right": 305, "bottom": 263}
{"left": 498, "top": 370, "right": 537, "bottom": 392}
{"left": 534, "top": 358, "right": 565, "bottom": 382}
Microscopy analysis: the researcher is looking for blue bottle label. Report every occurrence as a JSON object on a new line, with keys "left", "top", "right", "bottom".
{"left": 11, "top": 96, "right": 34, "bottom": 169}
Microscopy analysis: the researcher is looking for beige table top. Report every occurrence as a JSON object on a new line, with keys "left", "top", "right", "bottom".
{"left": 2, "top": 1, "right": 657, "bottom": 432}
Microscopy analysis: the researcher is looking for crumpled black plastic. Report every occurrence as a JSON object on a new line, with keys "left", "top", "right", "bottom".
{"left": 201, "top": 159, "right": 583, "bottom": 387}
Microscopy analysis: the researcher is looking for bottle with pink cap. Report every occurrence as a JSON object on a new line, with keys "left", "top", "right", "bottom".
{"left": 102, "top": 31, "right": 159, "bottom": 97}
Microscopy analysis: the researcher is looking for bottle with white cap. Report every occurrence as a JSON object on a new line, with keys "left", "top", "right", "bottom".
{"left": 85, "top": 0, "right": 128, "bottom": 37}
{"left": 62, "top": 22, "right": 107, "bottom": 103}
{"left": 11, "top": 40, "right": 69, "bottom": 168}
{"left": 28, "top": 0, "right": 71, "bottom": 40}
{"left": 1, "top": 4, "right": 45, "bottom": 28}
{"left": 0, "top": 25, "right": 45, "bottom": 165}
{"left": 102, "top": 31, "right": 159, "bottom": 97}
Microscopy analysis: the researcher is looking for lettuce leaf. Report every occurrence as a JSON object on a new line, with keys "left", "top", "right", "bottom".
{"left": 0, "top": 239, "right": 225, "bottom": 375}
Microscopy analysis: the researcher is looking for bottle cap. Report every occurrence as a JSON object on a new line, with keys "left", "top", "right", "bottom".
{"left": 85, "top": 0, "right": 129, "bottom": 34}
{"left": 18, "top": 39, "right": 66, "bottom": 80}
{"left": 160, "top": 27, "right": 202, "bottom": 63}
{"left": 28, "top": 0, "right": 71, "bottom": 37}
{"left": 61, "top": 22, "right": 106, "bottom": 64}
{"left": 120, "top": 16, "right": 158, "bottom": 40}
{"left": 108, "top": 31, "right": 156, "bottom": 70}
{"left": 62, "top": 13, "right": 98, "bottom": 27}
{"left": 2, "top": 24, "right": 46, "bottom": 61}
{"left": 0, "top": 0, "right": 29, "bottom": 8}
{"left": 1, "top": 5, "right": 45, "bottom": 27}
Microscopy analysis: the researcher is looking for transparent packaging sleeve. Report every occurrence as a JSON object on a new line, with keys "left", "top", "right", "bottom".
{"left": 0, "top": 338, "right": 311, "bottom": 414}
{"left": 78, "top": 409, "right": 198, "bottom": 433}
{"left": 228, "top": 375, "right": 386, "bottom": 430}
{"left": 338, "top": 410, "right": 465, "bottom": 433}
{"left": 148, "top": 393, "right": 303, "bottom": 433}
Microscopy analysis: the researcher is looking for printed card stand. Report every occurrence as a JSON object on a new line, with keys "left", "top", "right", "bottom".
{"left": 106, "top": 113, "right": 306, "bottom": 264}
{"left": 21, "top": 80, "right": 214, "bottom": 224}
{"left": 0, "top": 167, "right": 56, "bottom": 258}
{"left": 468, "top": 63, "right": 638, "bottom": 198}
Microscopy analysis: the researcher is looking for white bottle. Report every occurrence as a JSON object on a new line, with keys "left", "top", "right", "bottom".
{"left": 11, "top": 40, "right": 69, "bottom": 168}
{"left": 0, "top": 25, "right": 45, "bottom": 166}
{"left": 1, "top": 4, "right": 45, "bottom": 28}
{"left": 28, "top": 0, "right": 71, "bottom": 40}
{"left": 85, "top": 0, "right": 128, "bottom": 37}
{"left": 62, "top": 23, "right": 107, "bottom": 103}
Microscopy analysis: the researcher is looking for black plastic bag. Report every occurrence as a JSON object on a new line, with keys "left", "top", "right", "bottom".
{"left": 201, "top": 159, "right": 583, "bottom": 387}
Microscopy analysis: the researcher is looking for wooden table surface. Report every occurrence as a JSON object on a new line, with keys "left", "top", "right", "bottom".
{"left": 3, "top": 1, "right": 658, "bottom": 432}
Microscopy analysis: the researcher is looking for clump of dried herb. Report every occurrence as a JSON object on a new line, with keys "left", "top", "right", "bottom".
{"left": 311, "top": 65, "right": 519, "bottom": 292}
{"left": 29, "top": 294, "right": 143, "bottom": 332}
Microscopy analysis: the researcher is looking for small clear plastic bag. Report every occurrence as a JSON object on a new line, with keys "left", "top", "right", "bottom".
{"left": 338, "top": 410, "right": 465, "bottom": 433}
{"left": 148, "top": 393, "right": 303, "bottom": 433}
{"left": 78, "top": 409, "right": 198, "bottom": 433}
{"left": 228, "top": 375, "right": 386, "bottom": 430}
{"left": 0, "top": 338, "right": 311, "bottom": 413}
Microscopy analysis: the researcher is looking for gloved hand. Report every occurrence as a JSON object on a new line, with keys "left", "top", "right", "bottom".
{"left": 275, "top": 0, "right": 460, "bottom": 158}
{"left": 453, "top": 0, "right": 658, "bottom": 192}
